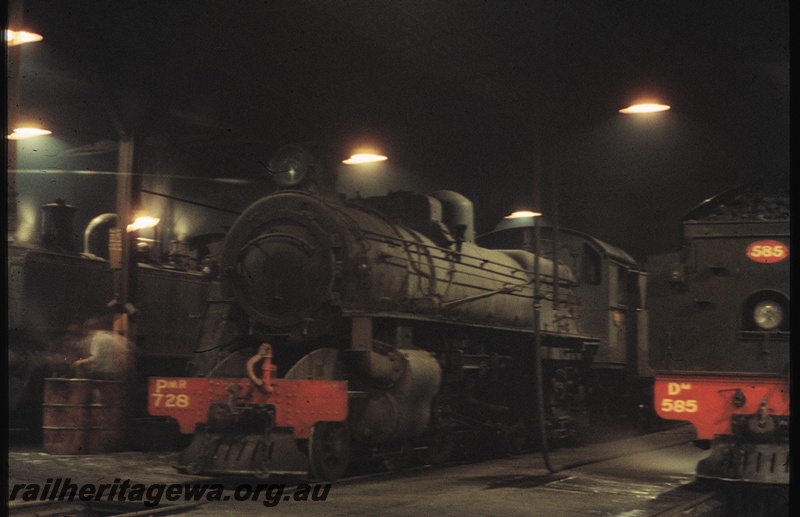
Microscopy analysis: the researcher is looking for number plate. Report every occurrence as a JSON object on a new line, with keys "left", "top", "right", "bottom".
{"left": 148, "top": 377, "right": 211, "bottom": 433}
{"left": 746, "top": 240, "right": 789, "bottom": 263}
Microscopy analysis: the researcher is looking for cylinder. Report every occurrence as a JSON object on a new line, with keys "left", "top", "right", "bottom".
{"left": 349, "top": 349, "right": 441, "bottom": 443}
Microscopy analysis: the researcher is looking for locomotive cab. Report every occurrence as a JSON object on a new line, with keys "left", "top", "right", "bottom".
{"left": 478, "top": 218, "right": 651, "bottom": 418}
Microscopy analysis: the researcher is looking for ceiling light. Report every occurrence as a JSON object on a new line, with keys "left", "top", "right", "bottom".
{"left": 505, "top": 210, "right": 542, "bottom": 219}
{"left": 6, "top": 30, "right": 43, "bottom": 46}
{"left": 127, "top": 216, "right": 160, "bottom": 232}
{"left": 619, "top": 103, "right": 671, "bottom": 114}
{"left": 8, "top": 127, "right": 53, "bottom": 140}
{"left": 342, "top": 153, "right": 388, "bottom": 164}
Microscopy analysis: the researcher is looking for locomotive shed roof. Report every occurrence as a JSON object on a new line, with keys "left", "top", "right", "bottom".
{"left": 9, "top": 0, "right": 789, "bottom": 260}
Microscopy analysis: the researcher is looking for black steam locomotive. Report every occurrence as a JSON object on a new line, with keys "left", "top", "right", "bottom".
{"left": 646, "top": 176, "right": 789, "bottom": 509}
{"left": 144, "top": 145, "right": 649, "bottom": 480}
{"left": 8, "top": 144, "right": 649, "bottom": 479}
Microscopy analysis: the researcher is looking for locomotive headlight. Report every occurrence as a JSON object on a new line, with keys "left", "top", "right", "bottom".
{"left": 753, "top": 301, "right": 783, "bottom": 331}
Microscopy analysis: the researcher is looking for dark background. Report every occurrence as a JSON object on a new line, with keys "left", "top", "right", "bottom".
{"left": 7, "top": 1, "right": 790, "bottom": 259}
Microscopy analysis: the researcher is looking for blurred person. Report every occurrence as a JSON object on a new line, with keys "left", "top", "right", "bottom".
{"left": 72, "top": 316, "right": 134, "bottom": 381}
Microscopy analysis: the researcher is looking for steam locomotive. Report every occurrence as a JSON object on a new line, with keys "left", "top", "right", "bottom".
{"left": 8, "top": 144, "right": 650, "bottom": 480}
{"left": 646, "top": 176, "right": 789, "bottom": 505}
{"left": 142, "top": 144, "right": 649, "bottom": 480}
{"left": 7, "top": 206, "right": 218, "bottom": 441}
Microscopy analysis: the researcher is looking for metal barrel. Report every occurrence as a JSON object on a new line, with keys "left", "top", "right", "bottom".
{"left": 42, "top": 378, "right": 128, "bottom": 454}
{"left": 42, "top": 378, "right": 92, "bottom": 454}
{"left": 86, "top": 380, "right": 128, "bottom": 453}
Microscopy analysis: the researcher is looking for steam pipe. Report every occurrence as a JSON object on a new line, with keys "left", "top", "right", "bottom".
{"left": 84, "top": 213, "right": 119, "bottom": 257}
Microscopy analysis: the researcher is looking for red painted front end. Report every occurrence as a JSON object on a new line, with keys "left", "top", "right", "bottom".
{"left": 148, "top": 376, "right": 348, "bottom": 439}
{"left": 654, "top": 373, "right": 789, "bottom": 441}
